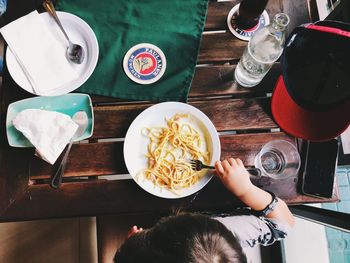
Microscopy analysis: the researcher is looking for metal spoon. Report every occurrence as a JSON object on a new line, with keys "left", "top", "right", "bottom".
{"left": 50, "top": 111, "right": 88, "bottom": 189}
{"left": 43, "top": 0, "right": 85, "bottom": 64}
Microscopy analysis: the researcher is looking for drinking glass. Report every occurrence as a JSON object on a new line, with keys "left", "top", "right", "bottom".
{"left": 254, "top": 140, "right": 300, "bottom": 179}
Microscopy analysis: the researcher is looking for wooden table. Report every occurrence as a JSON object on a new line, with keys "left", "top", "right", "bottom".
{"left": 0, "top": 0, "right": 338, "bottom": 222}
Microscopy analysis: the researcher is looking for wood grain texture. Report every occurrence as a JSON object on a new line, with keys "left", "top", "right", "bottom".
{"left": 0, "top": 171, "right": 338, "bottom": 222}
{"left": 198, "top": 32, "right": 246, "bottom": 63}
{"left": 0, "top": 0, "right": 334, "bottom": 222}
{"left": 29, "top": 132, "right": 293, "bottom": 180}
{"left": 0, "top": 144, "right": 31, "bottom": 215}
{"left": 190, "top": 63, "right": 281, "bottom": 97}
{"left": 29, "top": 142, "right": 126, "bottom": 179}
{"left": 90, "top": 98, "right": 276, "bottom": 139}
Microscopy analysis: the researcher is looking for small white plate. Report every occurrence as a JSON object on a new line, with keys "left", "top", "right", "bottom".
{"left": 123, "top": 102, "right": 221, "bottom": 199}
{"left": 6, "top": 93, "right": 94, "bottom": 147}
{"left": 6, "top": 11, "right": 99, "bottom": 96}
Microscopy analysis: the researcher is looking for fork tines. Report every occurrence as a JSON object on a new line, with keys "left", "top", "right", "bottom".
{"left": 188, "top": 159, "right": 201, "bottom": 171}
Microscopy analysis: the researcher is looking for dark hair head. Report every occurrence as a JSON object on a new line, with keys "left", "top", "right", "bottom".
{"left": 114, "top": 213, "right": 247, "bottom": 263}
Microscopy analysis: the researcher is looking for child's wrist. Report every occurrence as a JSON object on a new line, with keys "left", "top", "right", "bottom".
{"left": 235, "top": 182, "right": 255, "bottom": 199}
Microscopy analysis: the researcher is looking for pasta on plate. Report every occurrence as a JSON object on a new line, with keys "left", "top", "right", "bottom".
{"left": 139, "top": 113, "right": 210, "bottom": 193}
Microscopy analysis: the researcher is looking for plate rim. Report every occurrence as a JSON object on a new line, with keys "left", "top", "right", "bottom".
{"left": 5, "top": 11, "right": 99, "bottom": 96}
{"left": 6, "top": 93, "right": 94, "bottom": 147}
{"left": 123, "top": 101, "right": 221, "bottom": 199}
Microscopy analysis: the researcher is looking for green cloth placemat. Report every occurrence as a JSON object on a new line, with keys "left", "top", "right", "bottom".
{"left": 57, "top": 0, "right": 209, "bottom": 102}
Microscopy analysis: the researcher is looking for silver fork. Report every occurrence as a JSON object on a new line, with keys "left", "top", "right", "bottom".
{"left": 188, "top": 159, "right": 261, "bottom": 177}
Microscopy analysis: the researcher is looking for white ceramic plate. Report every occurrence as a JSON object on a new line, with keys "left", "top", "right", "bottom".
{"left": 123, "top": 102, "right": 221, "bottom": 199}
{"left": 6, "top": 11, "right": 99, "bottom": 96}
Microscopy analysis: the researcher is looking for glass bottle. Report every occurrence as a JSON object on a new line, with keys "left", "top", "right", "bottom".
{"left": 234, "top": 13, "right": 290, "bottom": 88}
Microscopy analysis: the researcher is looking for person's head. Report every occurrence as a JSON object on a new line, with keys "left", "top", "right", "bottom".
{"left": 114, "top": 213, "right": 247, "bottom": 263}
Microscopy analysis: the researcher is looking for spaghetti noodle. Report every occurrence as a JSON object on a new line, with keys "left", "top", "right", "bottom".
{"left": 140, "top": 114, "right": 210, "bottom": 192}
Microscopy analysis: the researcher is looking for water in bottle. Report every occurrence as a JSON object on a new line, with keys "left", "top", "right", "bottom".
{"left": 234, "top": 13, "right": 289, "bottom": 87}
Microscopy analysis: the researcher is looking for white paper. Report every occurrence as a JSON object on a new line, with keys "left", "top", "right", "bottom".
{"left": 13, "top": 109, "right": 78, "bottom": 164}
{"left": 0, "top": 11, "right": 78, "bottom": 94}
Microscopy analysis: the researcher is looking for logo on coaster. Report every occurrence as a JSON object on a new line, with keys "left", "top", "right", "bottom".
{"left": 123, "top": 43, "right": 166, "bottom": 84}
{"left": 227, "top": 4, "right": 270, "bottom": 41}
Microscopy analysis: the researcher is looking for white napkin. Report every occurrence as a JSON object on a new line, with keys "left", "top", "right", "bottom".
{"left": 12, "top": 109, "right": 78, "bottom": 165}
{"left": 0, "top": 11, "right": 79, "bottom": 95}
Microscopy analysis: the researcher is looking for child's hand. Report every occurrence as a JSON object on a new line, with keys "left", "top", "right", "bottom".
{"left": 215, "top": 158, "right": 254, "bottom": 198}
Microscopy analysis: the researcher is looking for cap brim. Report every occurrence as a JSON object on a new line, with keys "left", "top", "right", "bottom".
{"left": 272, "top": 75, "right": 350, "bottom": 141}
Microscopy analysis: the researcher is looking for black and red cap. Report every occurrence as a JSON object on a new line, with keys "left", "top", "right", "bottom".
{"left": 272, "top": 20, "right": 350, "bottom": 141}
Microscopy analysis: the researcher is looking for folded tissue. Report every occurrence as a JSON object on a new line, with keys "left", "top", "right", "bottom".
{"left": 12, "top": 109, "right": 78, "bottom": 164}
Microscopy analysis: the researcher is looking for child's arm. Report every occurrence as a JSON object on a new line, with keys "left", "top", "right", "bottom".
{"left": 215, "top": 158, "right": 295, "bottom": 227}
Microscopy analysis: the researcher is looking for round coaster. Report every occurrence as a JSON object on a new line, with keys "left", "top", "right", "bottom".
{"left": 227, "top": 4, "right": 270, "bottom": 41}
{"left": 123, "top": 43, "right": 167, "bottom": 85}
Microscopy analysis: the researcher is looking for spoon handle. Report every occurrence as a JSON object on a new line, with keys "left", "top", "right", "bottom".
{"left": 43, "top": 0, "right": 70, "bottom": 42}
{"left": 50, "top": 140, "right": 74, "bottom": 189}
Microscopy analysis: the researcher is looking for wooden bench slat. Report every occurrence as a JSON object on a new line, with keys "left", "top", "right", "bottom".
{"left": 190, "top": 64, "right": 280, "bottom": 97}
{"left": 1, "top": 63, "right": 278, "bottom": 109}
{"left": 1, "top": 0, "right": 326, "bottom": 223}
{"left": 198, "top": 32, "right": 246, "bottom": 63}
{"left": 29, "top": 132, "right": 291, "bottom": 180}
{"left": 89, "top": 97, "right": 276, "bottom": 139}
{"left": 5, "top": 161, "right": 337, "bottom": 222}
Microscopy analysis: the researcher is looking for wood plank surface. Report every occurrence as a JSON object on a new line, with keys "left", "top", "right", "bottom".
{"left": 0, "top": 0, "right": 333, "bottom": 222}
{"left": 91, "top": 97, "right": 276, "bottom": 139}
{"left": 190, "top": 64, "right": 280, "bottom": 97}
{"left": 198, "top": 32, "right": 246, "bottom": 63}
{"left": 29, "top": 132, "right": 291, "bottom": 180}
{"left": 1, "top": 170, "right": 338, "bottom": 223}
{"left": 0, "top": 146, "right": 32, "bottom": 215}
